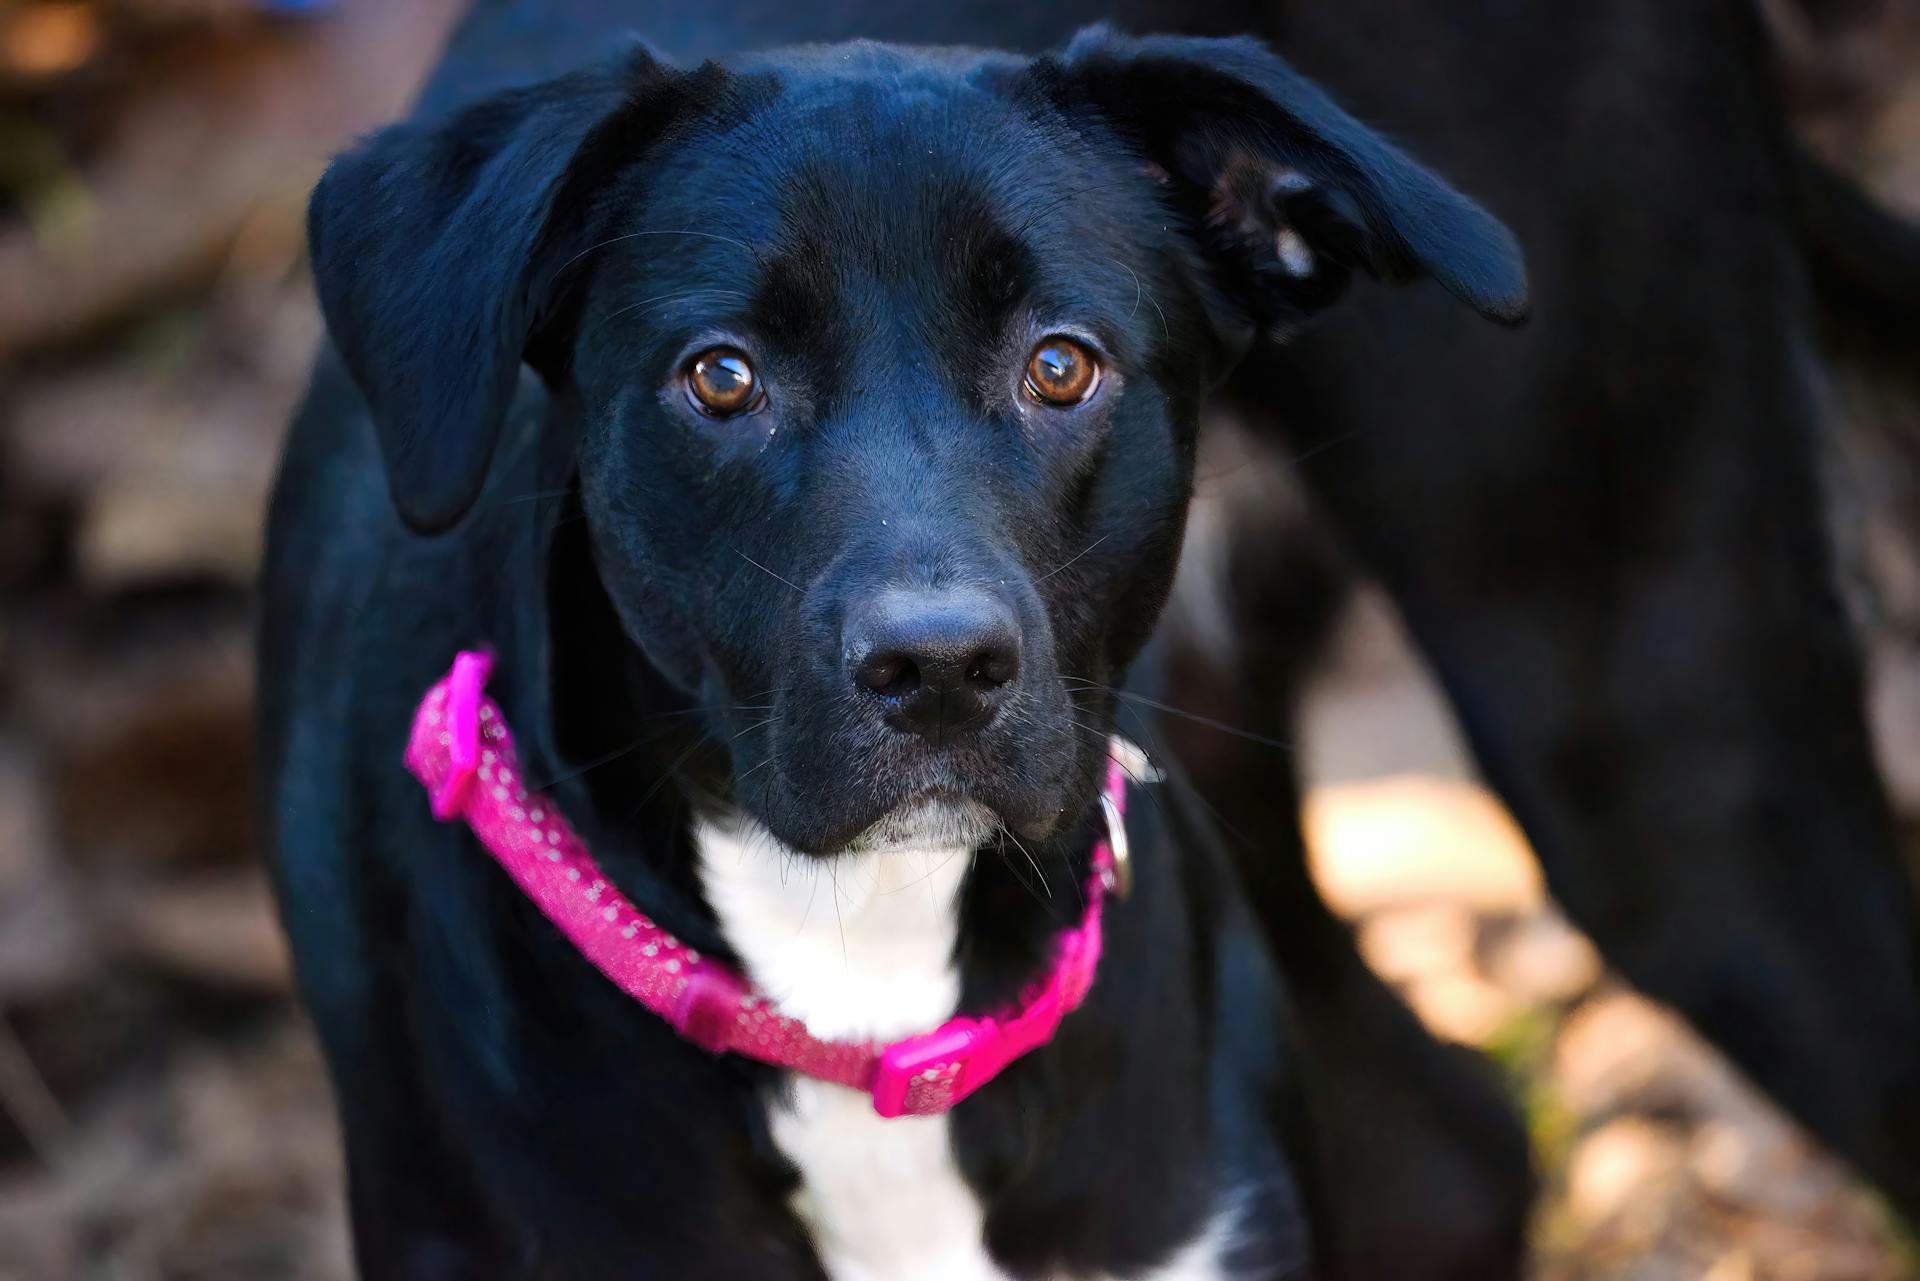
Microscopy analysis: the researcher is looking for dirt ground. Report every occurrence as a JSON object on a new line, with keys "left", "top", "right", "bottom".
{"left": 2, "top": 2, "right": 1920, "bottom": 1278}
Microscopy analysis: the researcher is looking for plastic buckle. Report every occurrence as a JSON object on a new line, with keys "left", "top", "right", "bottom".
{"left": 430, "top": 651, "right": 494, "bottom": 820}
{"left": 870, "top": 980, "right": 1076, "bottom": 1119}
{"left": 870, "top": 1021, "right": 985, "bottom": 1118}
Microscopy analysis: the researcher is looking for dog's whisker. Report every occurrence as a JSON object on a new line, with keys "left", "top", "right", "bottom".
{"left": 728, "top": 717, "right": 776, "bottom": 742}
{"left": 830, "top": 864, "right": 848, "bottom": 969}
{"left": 526, "top": 736, "right": 653, "bottom": 789}
{"left": 991, "top": 837, "right": 1049, "bottom": 909}
{"left": 522, "top": 695, "right": 789, "bottom": 790}
{"left": 1034, "top": 533, "right": 1113, "bottom": 585}
{"left": 1058, "top": 678, "right": 1295, "bottom": 752}
{"left": 1108, "top": 256, "right": 1145, "bottom": 322}
{"left": 646, "top": 702, "right": 777, "bottom": 723}
{"left": 554, "top": 227, "right": 763, "bottom": 278}
{"left": 879, "top": 845, "right": 970, "bottom": 896}
{"left": 1139, "top": 280, "right": 1170, "bottom": 342}
{"left": 736, "top": 752, "right": 781, "bottom": 782}
{"left": 1107, "top": 700, "right": 1267, "bottom": 855}
{"left": 604, "top": 286, "right": 751, "bottom": 323}
{"left": 794, "top": 859, "right": 822, "bottom": 936}
{"left": 1280, "top": 428, "right": 1365, "bottom": 470}
{"left": 1001, "top": 827, "right": 1052, "bottom": 900}
{"left": 1112, "top": 690, "right": 1295, "bottom": 751}
{"left": 1102, "top": 251, "right": 1170, "bottom": 342}
{"left": 736, "top": 549, "right": 801, "bottom": 593}
{"left": 626, "top": 734, "right": 717, "bottom": 816}
{"left": 1008, "top": 178, "right": 1143, "bottom": 240}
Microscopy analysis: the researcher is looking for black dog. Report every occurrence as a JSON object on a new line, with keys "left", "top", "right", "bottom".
{"left": 260, "top": 4, "right": 1528, "bottom": 1278}
{"left": 265, "top": 1, "right": 1920, "bottom": 1278}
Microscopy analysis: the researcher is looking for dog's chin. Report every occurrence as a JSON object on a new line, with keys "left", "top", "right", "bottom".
{"left": 841, "top": 795, "right": 999, "bottom": 856}
{"left": 743, "top": 718, "right": 1083, "bottom": 855}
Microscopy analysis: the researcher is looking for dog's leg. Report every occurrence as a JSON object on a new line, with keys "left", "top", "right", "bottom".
{"left": 311, "top": 1002, "right": 521, "bottom": 1281}
{"left": 1221, "top": 275, "right": 1920, "bottom": 1216}
{"left": 1150, "top": 425, "right": 1534, "bottom": 1281}
{"left": 1208, "top": 0, "right": 1920, "bottom": 1214}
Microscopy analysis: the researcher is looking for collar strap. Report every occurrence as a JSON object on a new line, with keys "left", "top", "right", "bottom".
{"left": 404, "top": 650, "right": 1132, "bottom": 1118}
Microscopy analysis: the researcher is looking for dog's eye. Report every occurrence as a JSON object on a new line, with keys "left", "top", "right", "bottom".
{"left": 686, "top": 347, "right": 762, "bottom": 417}
{"left": 1024, "top": 337, "right": 1101, "bottom": 407}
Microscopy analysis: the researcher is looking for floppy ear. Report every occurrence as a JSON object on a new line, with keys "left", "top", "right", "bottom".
{"left": 308, "top": 47, "right": 701, "bottom": 533}
{"left": 1044, "top": 27, "right": 1528, "bottom": 333}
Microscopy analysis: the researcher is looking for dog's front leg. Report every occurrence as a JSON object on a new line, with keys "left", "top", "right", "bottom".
{"left": 322, "top": 1028, "right": 527, "bottom": 1281}
{"left": 1149, "top": 447, "right": 1535, "bottom": 1281}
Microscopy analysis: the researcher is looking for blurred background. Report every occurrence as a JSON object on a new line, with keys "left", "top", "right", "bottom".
{"left": 0, "top": 1, "right": 1918, "bottom": 1278}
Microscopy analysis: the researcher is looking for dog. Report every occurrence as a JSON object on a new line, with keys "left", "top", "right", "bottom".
{"left": 260, "top": 3, "right": 1530, "bottom": 1277}
{"left": 264, "top": 1, "right": 1920, "bottom": 1277}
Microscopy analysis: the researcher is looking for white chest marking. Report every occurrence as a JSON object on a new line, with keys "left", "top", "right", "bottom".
{"left": 693, "top": 806, "right": 1240, "bottom": 1281}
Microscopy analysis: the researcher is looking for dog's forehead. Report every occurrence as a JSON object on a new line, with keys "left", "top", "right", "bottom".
{"left": 724, "top": 38, "right": 1027, "bottom": 118}
{"left": 627, "top": 46, "right": 1141, "bottom": 282}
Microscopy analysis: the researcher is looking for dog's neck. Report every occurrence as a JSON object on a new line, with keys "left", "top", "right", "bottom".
{"left": 693, "top": 806, "right": 986, "bottom": 1042}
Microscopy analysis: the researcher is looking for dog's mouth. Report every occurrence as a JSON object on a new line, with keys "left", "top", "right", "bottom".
{"left": 728, "top": 695, "right": 1084, "bottom": 858}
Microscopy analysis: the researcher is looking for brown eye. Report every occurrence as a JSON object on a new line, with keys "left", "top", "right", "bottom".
{"left": 686, "top": 347, "right": 761, "bottom": 416}
{"left": 1024, "top": 337, "right": 1100, "bottom": 407}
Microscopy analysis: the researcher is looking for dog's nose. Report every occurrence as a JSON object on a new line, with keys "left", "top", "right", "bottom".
{"left": 846, "top": 589, "right": 1021, "bottom": 742}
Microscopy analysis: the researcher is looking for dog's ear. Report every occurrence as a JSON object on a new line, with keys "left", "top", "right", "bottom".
{"left": 1044, "top": 27, "right": 1528, "bottom": 333}
{"left": 308, "top": 47, "right": 701, "bottom": 533}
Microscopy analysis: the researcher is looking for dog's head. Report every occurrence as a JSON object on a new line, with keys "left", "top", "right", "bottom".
{"left": 310, "top": 29, "right": 1525, "bottom": 856}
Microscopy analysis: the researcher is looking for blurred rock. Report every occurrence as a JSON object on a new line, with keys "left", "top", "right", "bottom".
{"left": 22, "top": 615, "right": 255, "bottom": 870}
{"left": 7, "top": 281, "right": 320, "bottom": 588}
{"left": 0, "top": 744, "right": 95, "bottom": 1006}
{"left": 1690, "top": 1118, "right": 1839, "bottom": 1221}
{"left": 0, "top": 3, "right": 104, "bottom": 81}
{"left": 1554, "top": 991, "right": 1738, "bottom": 1122}
{"left": 102, "top": 870, "right": 291, "bottom": 994}
{"left": 1304, "top": 774, "right": 1544, "bottom": 915}
{"left": 1566, "top": 1116, "right": 1689, "bottom": 1231}
{"left": 1404, "top": 969, "right": 1515, "bottom": 1046}
{"left": 0, "top": 0, "right": 464, "bottom": 353}
{"left": 1355, "top": 902, "right": 1478, "bottom": 985}
{"left": 1485, "top": 912, "right": 1604, "bottom": 1008}
{"left": 79, "top": 477, "right": 265, "bottom": 585}
{"left": 1702, "top": 1249, "right": 1758, "bottom": 1281}
{"left": 0, "top": 1026, "right": 348, "bottom": 1281}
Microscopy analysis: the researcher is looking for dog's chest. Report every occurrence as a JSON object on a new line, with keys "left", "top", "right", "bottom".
{"left": 696, "top": 817, "right": 991, "bottom": 1278}
{"left": 693, "top": 818, "right": 1238, "bottom": 1281}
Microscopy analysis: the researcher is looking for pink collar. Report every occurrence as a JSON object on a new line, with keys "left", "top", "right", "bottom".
{"left": 405, "top": 650, "right": 1131, "bottom": 1118}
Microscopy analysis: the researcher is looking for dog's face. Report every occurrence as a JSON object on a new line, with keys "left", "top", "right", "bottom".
{"left": 568, "top": 50, "right": 1202, "bottom": 854}
{"left": 311, "top": 30, "right": 1525, "bottom": 855}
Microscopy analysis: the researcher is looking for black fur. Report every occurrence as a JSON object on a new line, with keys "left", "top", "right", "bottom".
{"left": 266, "top": 11, "right": 1523, "bottom": 1279}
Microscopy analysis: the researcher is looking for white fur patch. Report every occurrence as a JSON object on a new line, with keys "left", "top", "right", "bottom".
{"left": 774, "top": 1080, "right": 1003, "bottom": 1281}
{"left": 694, "top": 800, "right": 988, "bottom": 1043}
{"left": 693, "top": 804, "right": 1241, "bottom": 1281}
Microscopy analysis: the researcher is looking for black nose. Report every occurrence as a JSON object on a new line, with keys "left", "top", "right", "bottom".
{"left": 846, "top": 589, "right": 1022, "bottom": 742}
